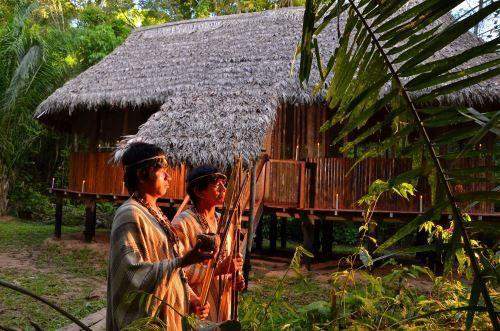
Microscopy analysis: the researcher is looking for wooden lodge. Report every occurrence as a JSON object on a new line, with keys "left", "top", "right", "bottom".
{"left": 48, "top": 99, "right": 498, "bottom": 245}
{"left": 36, "top": 8, "right": 499, "bottom": 250}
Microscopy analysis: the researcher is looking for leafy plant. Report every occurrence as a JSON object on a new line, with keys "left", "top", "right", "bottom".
{"left": 299, "top": 0, "right": 499, "bottom": 327}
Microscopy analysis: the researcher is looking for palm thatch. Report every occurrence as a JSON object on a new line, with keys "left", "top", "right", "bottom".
{"left": 35, "top": 6, "right": 499, "bottom": 167}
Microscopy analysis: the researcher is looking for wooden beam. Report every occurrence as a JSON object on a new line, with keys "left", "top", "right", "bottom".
{"left": 324, "top": 216, "right": 348, "bottom": 222}
{"left": 313, "top": 219, "right": 321, "bottom": 255}
{"left": 280, "top": 217, "right": 287, "bottom": 249}
{"left": 244, "top": 162, "right": 257, "bottom": 287}
{"left": 276, "top": 211, "right": 292, "bottom": 218}
{"left": 269, "top": 214, "right": 278, "bottom": 252}
{"left": 299, "top": 162, "right": 306, "bottom": 208}
{"left": 255, "top": 219, "right": 263, "bottom": 251}
{"left": 321, "top": 218, "right": 333, "bottom": 256}
{"left": 300, "top": 213, "right": 313, "bottom": 269}
{"left": 84, "top": 200, "right": 96, "bottom": 243}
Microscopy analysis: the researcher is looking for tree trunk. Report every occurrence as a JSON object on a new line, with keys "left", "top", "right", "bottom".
{"left": 0, "top": 162, "right": 10, "bottom": 215}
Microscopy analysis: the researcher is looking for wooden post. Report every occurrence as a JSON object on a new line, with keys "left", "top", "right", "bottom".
{"left": 313, "top": 219, "right": 321, "bottom": 255}
{"left": 300, "top": 213, "right": 313, "bottom": 269}
{"left": 255, "top": 219, "right": 263, "bottom": 251}
{"left": 54, "top": 197, "right": 63, "bottom": 239}
{"left": 269, "top": 213, "right": 278, "bottom": 252}
{"left": 308, "top": 162, "right": 317, "bottom": 208}
{"left": 280, "top": 217, "right": 287, "bottom": 249}
{"left": 321, "top": 218, "right": 333, "bottom": 256}
{"left": 299, "top": 162, "right": 306, "bottom": 209}
{"left": 84, "top": 200, "right": 96, "bottom": 243}
{"left": 244, "top": 162, "right": 257, "bottom": 287}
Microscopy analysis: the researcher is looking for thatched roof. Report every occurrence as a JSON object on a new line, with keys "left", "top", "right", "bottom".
{"left": 35, "top": 6, "right": 499, "bottom": 167}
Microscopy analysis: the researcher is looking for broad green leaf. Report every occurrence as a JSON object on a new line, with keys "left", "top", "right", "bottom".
{"left": 400, "top": 37, "right": 500, "bottom": 77}
{"left": 375, "top": 0, "right": 455, "bottom": 34}
{"left": 379, "top": 0, "right": 461, "bottom": 46}
{"left": 313, "top": 38, "right": 324, "bottom": 81}
{"left": 335, "top": 88, "right": 396, "bottom": 143}
{"left": 416, "top": 67, "right": 500, "bottom": 103}
{"left": 465, "top": 277, "right": 481, "bottom": 330}
{"left": 455, "top": 191, "right": 500, "bottom": 203}
{"left": 337, "top": 106, "right": 406, "bottom": 149}
{"left": 406, "top": 58, "right": 500, "bottom": 91}
{"left": 387, "top": 165, "right": 432, "bottom": 187}
{"left": 460, "top": 108, "right": 500, "bottom": 135}
{"left": 315, "top": 0, "right": 337, "bottom": 22}
{"left": 314, "top": 3, "right": 348, "bottom": 36}
{"left": 422, "top": 109, "right": 472, "bottom": 127}
{"left": 444, "top": 224, "right": 461, "bottom": 273}
{"left": 299, "top": 0, "right": 317, "bottom": 83}
{"left": 371, "top": 0, "right": 412, "bottom": 27}
{"left": 375, "top": 200, "right": 450, "bottom": 253}
{"left": 386, "top": 26, "right": 440, "bottom": 56}
{"left": 399, "top": 1, "right": 500, "bottom": 73}
{"left": 455, "top": 111, "right": 500, "bottom": 160}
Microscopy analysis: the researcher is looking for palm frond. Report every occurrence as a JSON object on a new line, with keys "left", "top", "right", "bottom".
{"left": 299, "top": 0, "right": 499, "bottom": 327}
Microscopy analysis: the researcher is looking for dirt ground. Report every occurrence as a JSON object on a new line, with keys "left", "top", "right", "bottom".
{"left": 1, "top": 223, "right": 441, "bottom": 330}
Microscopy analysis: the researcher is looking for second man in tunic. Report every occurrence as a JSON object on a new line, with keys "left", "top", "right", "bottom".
{"left": 172, "top": 165, "right": 245, "bottom": 322}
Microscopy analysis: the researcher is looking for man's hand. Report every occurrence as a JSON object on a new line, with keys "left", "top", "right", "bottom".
{"left": 216, "top": 253, "right": 244, "bottom": 275}
{"left": 189, "top": 295, "right": 210, "bottom": 320}
{"left": 231, "top": 253, "right": 243, "bottom": 273}
{"left": 180, "top": 239, "right": 214, "bottom": 267}
{"left": 234, "top": 274, "right": 246, "bottom": 292}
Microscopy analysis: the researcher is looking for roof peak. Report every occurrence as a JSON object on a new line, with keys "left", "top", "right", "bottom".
{"left": 133, "top": 6, "right": 304, "bottom": 34}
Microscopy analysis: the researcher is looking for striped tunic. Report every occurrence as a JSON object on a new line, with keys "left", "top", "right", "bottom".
{"left": 106, "top": 198, "right": 188, "bottom": 330}
{"left": 172, "top": 209, "right": 233, "bottom": 322}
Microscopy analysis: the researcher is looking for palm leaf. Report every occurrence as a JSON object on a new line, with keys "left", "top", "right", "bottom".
{"left": 299, "top": 1, "right": 500, "bottom": 327}
{"left": 465, "top": 277, "right": 482, "bottom": 330}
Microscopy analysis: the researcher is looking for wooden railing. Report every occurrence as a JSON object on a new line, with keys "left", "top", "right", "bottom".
{"left": 262, "top": 158, "right": 496, "bottom": 214}
{"left": 66, "top": 152, "right": 496, "bottom": 215}
{"left": 263, "top": 160, "right": 304, "bottom": 207}
{"left": 68, "top": 152, "right": 186, "bottom": 199}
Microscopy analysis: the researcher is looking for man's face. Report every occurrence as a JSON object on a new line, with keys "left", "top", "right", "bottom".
{"left": 197, "top": 177, "right": 227, "bottom": 206}
{"left": 141, "top": 165, "right": 171, "bottom": 198}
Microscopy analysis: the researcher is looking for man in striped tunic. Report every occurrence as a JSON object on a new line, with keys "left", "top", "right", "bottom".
{"left": 107, "top": 143, "right": 212, "bottom": 330}
{"left": 172, "top": 166, "right": 245, "bottom": 323}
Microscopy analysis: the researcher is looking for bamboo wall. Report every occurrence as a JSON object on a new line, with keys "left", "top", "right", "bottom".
{"left": 68, "top": 152, "right": 186, "bottom": 199}
{"left": 66, "top": 152, "right": 496, "bottom": 215}
{"left": 262, "top": 158, "right": 496, "bottom": 214}
{"left": 268, "top": 103, "right": 336, "bottom": 159}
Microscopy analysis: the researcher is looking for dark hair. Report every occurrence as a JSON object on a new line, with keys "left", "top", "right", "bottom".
{"left": 186, "top": 165, "right": 223, "bottom": 206}
{"left": 122, "top": 142, "right": 165, "bottom": 193}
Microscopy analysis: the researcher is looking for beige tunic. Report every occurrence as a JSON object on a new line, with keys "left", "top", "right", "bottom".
{"left": 172, "top": 209, "right": 233, "bottom": 322}
{"left": 106, "top": 198, "right": 188, "bottom": 330}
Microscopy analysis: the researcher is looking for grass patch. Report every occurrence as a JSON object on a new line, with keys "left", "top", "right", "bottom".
{"left": 37, "top": 242, "right": 107, "bottom": 278}
{"left": 0, "top": 219, "right": 80, "bottom": 250}
{"left": 0, "top": 218, "right": 107, "bottom": 330}
{"left": 0, "top": 268, "right": 106, "bottom": 330}
{"left": 240, "top": 270, "right": 330, "bottom": 328}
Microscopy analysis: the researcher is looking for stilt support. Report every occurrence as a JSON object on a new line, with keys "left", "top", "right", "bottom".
{"left": 269, "top": 213, "right": 278, "bottom": 252}
{"left": 280, "top": 217, "right": 287, "bottom": 249}
{"left": 84, "top": 200, "right": 96, "bottom": 243}
{"left": 54, "top": 197, "right": 63, "bottom": 239}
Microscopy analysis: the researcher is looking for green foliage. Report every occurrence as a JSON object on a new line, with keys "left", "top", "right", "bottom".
{"left": 0, "top": 217, "right": 79, "bottom": 250}
{"left": 0, "top": 219, "right": 106, "bottom": 330}
{"left": 332, "top": 223, "right": 357, "bottom": 245}
{"left": 299, "top": 0, "right": 499, "bottom": 326}
{"left": 8, "top": 182, "right": 53, "bottom": 221}
{"left": 0, "top": 0, "right": 302, "bottom": 219}
{"left": 239, "top": 254, "right": 496, "bottom": 330}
